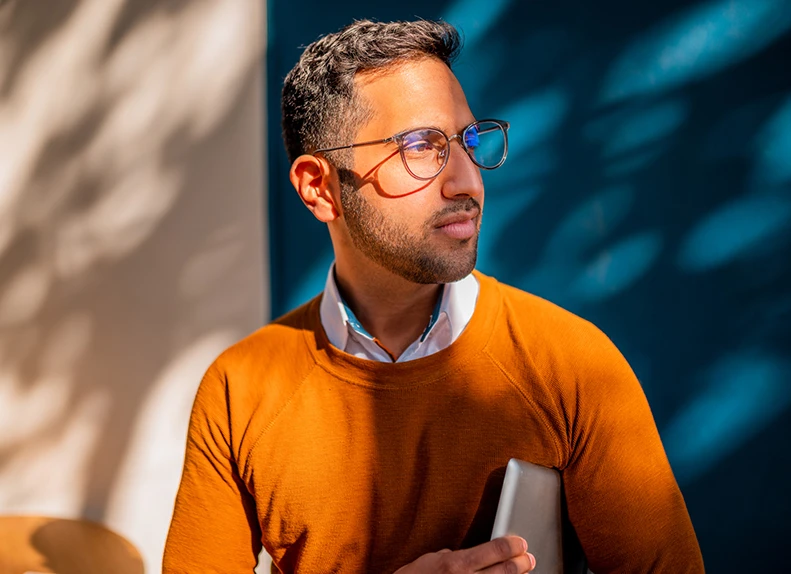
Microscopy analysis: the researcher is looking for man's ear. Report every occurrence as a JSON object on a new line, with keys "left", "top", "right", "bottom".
{"left": 289, "top": 154, "right": 341, "bottom": 223}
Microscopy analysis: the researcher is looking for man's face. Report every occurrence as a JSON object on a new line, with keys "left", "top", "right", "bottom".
{"left": 339, "top": 57, "right": 485, "bottom": 284}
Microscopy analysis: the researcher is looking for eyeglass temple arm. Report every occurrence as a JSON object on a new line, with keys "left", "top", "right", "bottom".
{"left": 473, "top": 120, "right": 510, "bottom": 136}
{"left": 312, "top": 136, "right": 395, "bottom": 155}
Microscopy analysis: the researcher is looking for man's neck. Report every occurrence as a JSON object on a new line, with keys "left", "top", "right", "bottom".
{"left": 334, "top": 260, "right": 442, "bottom": 361}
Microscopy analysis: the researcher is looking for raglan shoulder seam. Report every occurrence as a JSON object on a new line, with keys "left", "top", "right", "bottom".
{"left": 241, "top": 358, "right": 320, "bottom": 479}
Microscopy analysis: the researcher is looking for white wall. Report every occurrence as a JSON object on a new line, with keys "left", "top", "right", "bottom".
{"left": 0, "top": 1, "right": 268, "bottom": 571}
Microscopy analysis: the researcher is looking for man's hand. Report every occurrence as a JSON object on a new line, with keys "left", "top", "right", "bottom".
{"left": 393, "top": 536, "right": 536, "bottom": 573}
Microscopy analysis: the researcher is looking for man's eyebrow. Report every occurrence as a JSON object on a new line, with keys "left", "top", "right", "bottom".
{"left": 398, "top": 124, "right": 452, "bottom": 134}
{"left": 397, "top": 124, "right": 444, "bottom": 133}
{"left": 398, "top": 121, "right": 479, "bottom": 135}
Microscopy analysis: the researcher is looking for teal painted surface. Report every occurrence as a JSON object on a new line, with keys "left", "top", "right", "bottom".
{"left": 267, "top": 1, "right": 791, "bottom": 570}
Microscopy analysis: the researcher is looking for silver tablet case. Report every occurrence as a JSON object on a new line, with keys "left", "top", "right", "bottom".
{"left": 491, "top": 459, "right": 588, "bottom": 574}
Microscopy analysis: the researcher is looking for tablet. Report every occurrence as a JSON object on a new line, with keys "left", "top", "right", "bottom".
{"left": 491, "top": 459, "right": 588, "bottom": 574}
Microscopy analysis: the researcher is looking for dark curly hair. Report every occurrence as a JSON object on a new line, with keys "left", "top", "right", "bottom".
{"left": 281, "top": 19, "right": 462, "bottom": 166}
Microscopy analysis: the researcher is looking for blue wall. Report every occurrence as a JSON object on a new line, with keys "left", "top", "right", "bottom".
{"left": 267, "top": 1, "right": 791, "bottom": 570}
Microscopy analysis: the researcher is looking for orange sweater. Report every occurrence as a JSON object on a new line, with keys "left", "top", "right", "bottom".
{"left": 164, "top": 272, "right": 703, "bottom": 573}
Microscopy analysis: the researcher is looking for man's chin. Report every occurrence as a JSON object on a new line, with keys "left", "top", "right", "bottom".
{"left": 415, "top": 253, "right": 478, "bottom": 285}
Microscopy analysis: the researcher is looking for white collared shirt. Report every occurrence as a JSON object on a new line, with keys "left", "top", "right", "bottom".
{"left": 319, "top": 265, "right": 479, "bottom": 363}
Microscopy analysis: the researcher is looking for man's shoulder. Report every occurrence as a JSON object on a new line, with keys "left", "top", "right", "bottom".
{"left": 211, "top": 296, "right": 321, "bottom": 377}
{"left": 481, "top": 274, "right": 616, "bottom": 358}
{"left": 483, "top": 275, "right": 638, "bottom": 415}
{"left": 485, "top": 275, "right": 597, "bottom": 333}
{"left": 190, "top": 297, "right": 323, "bottom": 461}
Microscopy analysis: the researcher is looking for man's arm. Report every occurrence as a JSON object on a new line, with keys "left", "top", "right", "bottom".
{"left": 163, "top": 367, "right": 262, "bottom": 573}
{"left": 561, "top": 325, "right": 704, "bottom": 573}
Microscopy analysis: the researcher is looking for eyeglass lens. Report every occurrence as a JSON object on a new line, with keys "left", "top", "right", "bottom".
{"left": 466, "top": 121, "right": 507, "bottom": 170}
{"left": 399, "top": 121, "right": 507, "bottom": 179}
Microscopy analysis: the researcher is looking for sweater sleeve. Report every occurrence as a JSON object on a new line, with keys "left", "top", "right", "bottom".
{"left": 559, "top": 325, "right": 704, "bottom": 573}
{"left": 163, "top": 366, "right": 263, "bottom": 573}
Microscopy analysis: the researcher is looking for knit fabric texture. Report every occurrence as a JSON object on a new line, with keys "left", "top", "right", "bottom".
{"left": 164, "top": 271, "right": 704, "bottom": 573}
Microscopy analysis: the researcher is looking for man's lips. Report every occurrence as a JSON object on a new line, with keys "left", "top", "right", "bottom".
{"left": 434, "top": 209, "right": 480, "bottom": 228}
{"left": 434, "top": 209, "right": 480, "bottom": 240}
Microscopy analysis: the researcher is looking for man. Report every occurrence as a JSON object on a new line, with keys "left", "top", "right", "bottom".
{"left": 164, "top": 19, "right": 704, "bottom": 573}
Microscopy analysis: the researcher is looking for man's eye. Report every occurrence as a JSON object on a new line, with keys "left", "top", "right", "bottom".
{"left": 404, "top": 140, "right": 435, "bottom": 153}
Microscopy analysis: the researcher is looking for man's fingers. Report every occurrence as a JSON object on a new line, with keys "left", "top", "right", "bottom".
{"left": 476, "top": 552, "right": 536, "bottom": 574}
{"left": 456, "top": 536, "right": 528, "bottom": 570}
{"left": 394, "top": 539, "right": 534, "bottom": 574}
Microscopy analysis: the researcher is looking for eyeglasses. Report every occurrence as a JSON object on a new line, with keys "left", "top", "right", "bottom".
{"left": 313, "top": 119, "right": 510, "bottom": 180}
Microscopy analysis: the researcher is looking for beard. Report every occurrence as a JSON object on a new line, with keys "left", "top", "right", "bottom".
{"left": 338, "top": 169, "right": 480, "bottom": 284}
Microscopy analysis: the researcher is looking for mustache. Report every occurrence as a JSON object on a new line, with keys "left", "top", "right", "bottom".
{"left": 428, "top": 197, "right": 482, "bottom": 226}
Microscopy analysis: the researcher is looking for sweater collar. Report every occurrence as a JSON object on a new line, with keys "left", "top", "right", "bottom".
{"left": 308, "top": 270, "right": 501, "bottom": 388}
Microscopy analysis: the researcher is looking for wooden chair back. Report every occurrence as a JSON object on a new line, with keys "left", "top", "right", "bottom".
{"left": 0, "top": 516, "right": 144, "bottom": 574}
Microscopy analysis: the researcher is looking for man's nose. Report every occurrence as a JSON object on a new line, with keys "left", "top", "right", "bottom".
{"left": 440, "top": 139, "right": 484, "bottom": 200}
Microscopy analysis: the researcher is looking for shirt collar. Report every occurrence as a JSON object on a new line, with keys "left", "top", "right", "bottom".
{"left": 319, "top": 263, "right": 479, "bottom": 354}
{"left": 319, "top": 264, "right": 353, "bottom": 351}
{"left": 420, "top": 283, "right": 445, "bottom": 342}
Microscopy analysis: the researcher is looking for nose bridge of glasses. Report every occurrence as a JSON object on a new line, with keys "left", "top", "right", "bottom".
{"left": 447, "top": 133, "right": 464, "bottom": 147}
{"left": 445, "top": 132, "right": 478, "bottom": 167}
